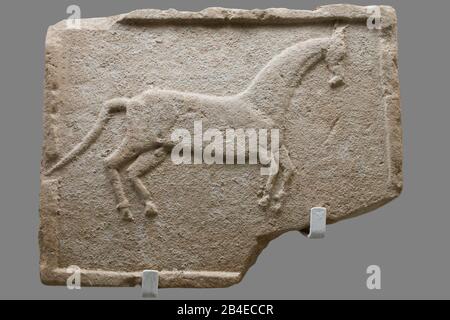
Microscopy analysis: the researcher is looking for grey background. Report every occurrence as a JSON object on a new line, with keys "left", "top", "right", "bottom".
{"left": 0, "top": 0, "right": 448, "bottom": 300}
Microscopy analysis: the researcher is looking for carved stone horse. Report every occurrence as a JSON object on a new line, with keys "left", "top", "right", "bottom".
{"left": 45, "top": 27, "right": 347, "bottom": 221}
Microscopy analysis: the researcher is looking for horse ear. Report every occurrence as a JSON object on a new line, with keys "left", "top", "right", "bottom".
{"left": 326, "top": 25, "right": 348, "bottom": 88}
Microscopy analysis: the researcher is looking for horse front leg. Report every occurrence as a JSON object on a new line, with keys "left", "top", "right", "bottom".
{"left": 257, "top": 146, "right": 280, "bottom": 208}
{"left": 270, "top": 146, "right": 294, "bottom": 212}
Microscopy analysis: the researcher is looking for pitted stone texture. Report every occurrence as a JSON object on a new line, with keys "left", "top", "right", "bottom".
{"left": 40, "top": 5, "right": 402, "bottom": 288}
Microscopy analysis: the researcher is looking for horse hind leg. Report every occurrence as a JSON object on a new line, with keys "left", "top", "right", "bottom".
{"left": 126, "top": 147, "right": 167, "bottom": 217}
{"left": 104, "top": 138, "right": 140, "bottom": 221}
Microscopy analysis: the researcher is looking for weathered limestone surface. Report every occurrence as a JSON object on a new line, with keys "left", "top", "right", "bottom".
{"left": 40, "top": 5, "right": 402, "bottom": 287}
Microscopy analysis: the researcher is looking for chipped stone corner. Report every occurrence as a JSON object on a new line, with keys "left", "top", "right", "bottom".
{"left": 39, "top": 176, "right": 244, "bottom": 287}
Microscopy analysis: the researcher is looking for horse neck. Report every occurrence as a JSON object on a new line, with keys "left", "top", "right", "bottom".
{"left": 238, "top": 38, "right": 330, "bottom": 125}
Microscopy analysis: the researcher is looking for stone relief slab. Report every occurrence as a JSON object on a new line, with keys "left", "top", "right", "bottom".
{"left": 40, "top": 5, "right": 402, "bottom": 287}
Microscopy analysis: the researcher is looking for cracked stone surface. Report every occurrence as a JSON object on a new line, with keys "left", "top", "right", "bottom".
{"left": 40, "top": 5, "right": 402, "bottom": 288}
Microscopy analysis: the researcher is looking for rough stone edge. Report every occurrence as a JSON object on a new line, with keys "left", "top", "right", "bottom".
{"left": 39, "top": 179, "right": 61, "bottom": 284}
{"left": 40, "top": 5, "right": 402, "bottom": 287}
{"left": 47, "top": 5, "right": 397, "bottom": 30}
{"left": 41, "top": 269, "right": 241, "bottom": 288}
{"left": 43, "top": 27, "right": 62, "bottom": 165}
{"left": 380, "top": 7, "right": 403, "bottom": 198}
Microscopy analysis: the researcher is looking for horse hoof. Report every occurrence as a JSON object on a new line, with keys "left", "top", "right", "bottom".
{"left": 258, "top": 195, "right": 270, "bottom": 208}
{"left": 257, "top": 186, "right": 266, "bottom": 197}
{"left": 121, "top": 208, "right": 134, "bottom": 221}
{"left": 270, "top": 202, "right": 282, "bottom": 213}
{"left": 145, "top": 201, "right": 158, "bottom": 217}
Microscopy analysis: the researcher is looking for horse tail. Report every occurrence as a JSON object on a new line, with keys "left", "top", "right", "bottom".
{"left": 44, "top": 97, "right": 129, "bottom": 175}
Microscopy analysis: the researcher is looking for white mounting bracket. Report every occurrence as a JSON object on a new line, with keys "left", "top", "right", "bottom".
{"left": 142, "top": 270, "right": 159, "bottom": 298}
{"left": 301, "top": 207, "right": 327, "bottom": 239}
